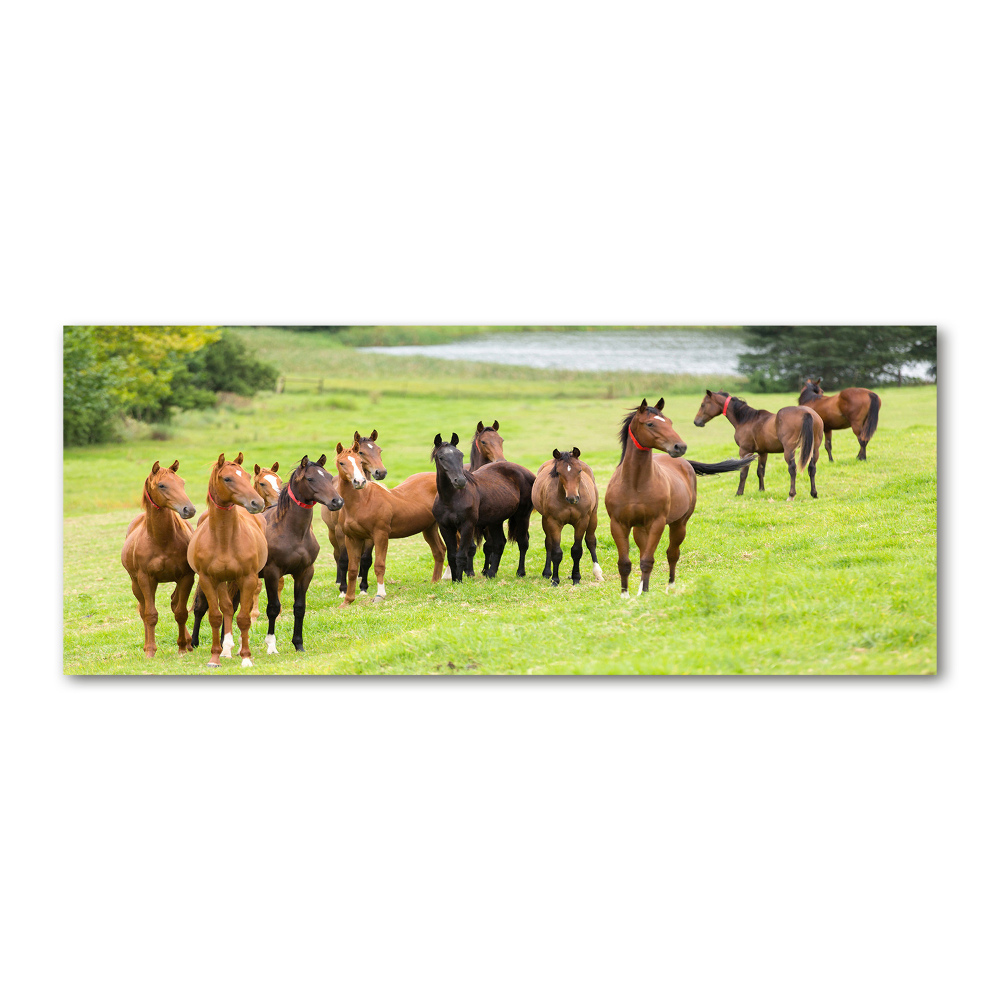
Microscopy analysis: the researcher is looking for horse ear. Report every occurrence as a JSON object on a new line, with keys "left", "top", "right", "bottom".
{"left": 370, "top": 429, "right": 378, "bottom": 442}
{"left": 169, "top": 460, "right": 179, "bottom": 472}
{"left": 254, "top": 463, "right": 261, "bottom": 475}
{"left": 816, "top": 376, "right": 822, "bottom": 383}
{"left": 353, "top": 430, "right": 361, "bottom": 443}
{"left": 433, "top": 433, "right": 443, "bottom": 447}
{"left": 553, "top": 448, "right": 561, "bottom": 460}
{"left": 351, "top": 439, "right": 361, "bottom": 452}
{"left": 572, "top": 446, "right": 581, "bottom": 458}
{"left": 639, "top": 398, "right": 648, "bottom": 412}
{"left": 217, "top": 453, "right": 226, "bottom": 468}
{"left": 706, "top": 389, "right": 712, "bottom": 396}
{"left": 300, "top": 455, "right": 309, "bottom": 468}
{"left": 655, "top": 397, "right": 665, "bottom": 411}
{"left": 492, "top": 420, "right": 499, "bottom": 430}
{"left": 151, "top": 460, "right": 160, "bottom": 474}
{"left": 235, "top": 452, "right": 244, "bottom": 466}
{"left": 450, "top": 432, "right": 460, "bottom": 447}
{"left": 271, "top": 461, "right": 279, "bottom": 472}
{"left": 336, "top": 443, "right": 344, "bottom": 454}
{"left": 477, "top": 421, "right": 485, "bottom": 433}
{"left": 317, "top": 454, "right": 327, "bottom": 466}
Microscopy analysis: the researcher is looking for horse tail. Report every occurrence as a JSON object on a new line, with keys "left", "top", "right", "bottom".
{"left": 687, "top": 456, "right": 755, "bottom": 476}
{"left": 862, "top": 391, "right": 880, "bottom": 442}
{"left": 799, "top": 412, "right": 814, "bottom": 470}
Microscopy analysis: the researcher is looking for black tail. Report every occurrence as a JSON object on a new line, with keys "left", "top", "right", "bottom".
{"left": 861, "top": 392, "right": 880, "bottom": 442}
{"left": 799, "top": 412, "right": 814, "bottom": 470}
{"left": 687, "top": 456, "right": 755, "bottom": 476}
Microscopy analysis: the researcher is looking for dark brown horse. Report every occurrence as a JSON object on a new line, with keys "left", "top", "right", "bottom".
{"left": 468, "top": 419, "right": 505, "bottom": 470}
{"left": 532, "top": 448, "right": 603, "bottom": 585}
{"left": 430, "top": 433, "right": 535, "bottom": 583}
{"left": 694, "top": 391, "right": 823, "bottom": 499}
{"left": 253, "top": 462, "right": 283, "bottom": 508}
{"left": 186, "top": 453, "right": 268, "bottom": 667}
{"left": 121, "top": 460, "right": 197, "bottom": 657}
{"left": 333, "top": 439, "right": 448, "bottom": 606}
{"left": 605, "top": 399, "right": 753, "bottom": 597}
{"left": 798, "top": 377, "right": 881, "bottom": 461}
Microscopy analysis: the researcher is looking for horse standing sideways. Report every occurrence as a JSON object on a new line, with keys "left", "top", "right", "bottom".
{"left": 253, "top": 462, "right": 283, "bottom": 507}
{"left": 431, "top": 433, "right": 535, "bottom": 583}
{"left": 333, "top": 439, "right": 448, "bottom": 606}
{"left": 121, "top": 460, "right": 198, "bottom": 657}
{"left": 186, "top": 453, "right": 268, "bottom": 668}
{"left": 258, "top": 455, "right": 343, "bottom": 655}
{"left": 798, "top": 377, "right": 881, "bottom": 461}
{"left": 532, "top": 448, "right": 603, "bottom": 586}
{"left": 604, "top": 399, "right": 754, "bottom": 597}
{"left": 694, "top": 391, "right": 823, "bottom": 500}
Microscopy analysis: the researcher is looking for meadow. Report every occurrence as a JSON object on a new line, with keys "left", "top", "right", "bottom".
{"left": 63, "top": 331, "right": 937, "bottom": 675}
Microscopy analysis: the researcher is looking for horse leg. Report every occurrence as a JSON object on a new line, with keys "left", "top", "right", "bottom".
{"left": 440, "top": 524, "right": 461, "bottom": 583}
{"left": 851, "top": 416, "right": 868, "bottom": 460}
{"left": 638, "top": 518, "right": 667, "bottom": 593}
{"left": 824, "top": 428, "right": 834, "bottom": 462}
{"left": 235, "top": 575, "right": 256, "bottom": 668}
{"left": 132, "top": 571, "right": 158, "bottom": 658}
{"left": 570, "top": 520, "right": 585, "bottom": 585}
{"left": 200, "top": 579, "right": 224, "bottom": 667}
{"left": 486, "top": 523, "right": 508, "bottom": 578}
{"left": 341, "top": 535, "right": 364, "bottom": 606}
{"left": 541, "top": 545, "right": 552, "bottom": 579}
{"left": 808, "top": 451, "right": 819, "bottom": 498}
{"left": 263, "top": 567, "right": 282, "bottom": 655}
{"left": 422, "top": 525, "right": 447, "bottom": 582}
{"left": 219, "top": 585, "right": 236, "bottom": 657}
{"left": 358, "top": 541, "right": 373, "bottom": 596}
{"left": 370, "top": 530, "right": 389, "bottom": 601}
{"left": 666, "top": 516, "right": 689, "bottom": 585}
{"left": 609, "top": 518, "right": 632, "bottom": 598}
{"left": 514, "top": 510, "right": 530, "bottom": 577}
{"left": 249, "top": 577, "right": 262, "bottom": 627}
{"left": 480, "top": 529, "right": 491, "bottom": 577}
{"left": 543, "top": 515, "right": 562, "bottom": 586}
{"left": 785, "top": 448, "right": 797, "bottom": 500}
{"left": 756, "top": 452, "right": 768, "bottom": 491}
{"left": 335, "top": 522, "right": 348, "bottom": 593}
{"left": 458, "top": 521, "right": 478, "bottom": 580}
{"left": 585, "top": 507, "right": 604, "bottom": 582}
{"left": 291, "top": 563, "right": 314, "bottom": 650}
{"left": 190, "top": 585, "right": 208, "bottom": 648}
{"left": 171, "top": 571, "right": 195, "bottom": 653}
{"left": 736, "top": 452, "right": 753, "bottom": 496}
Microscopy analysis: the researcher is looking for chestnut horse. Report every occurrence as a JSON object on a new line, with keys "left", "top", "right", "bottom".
{"left": 186, "top": 453, "right": 268, "bottom": 667}
{"left": 320, "top": 430, "right": 385, "bottom": 596}
{"left": 798, "top": 377, "right": 881, "bottom": 461}
{"left": 604, "top": 398, "right": 753, "bottom": 597}
{"left": 333, "top": 439, "right": 447, "bottom": 606}
{"left": 694, "top": 391, "right": 823, "bottom": 500}
{"left": 532, "top": 448, "right": 603, "bottom": 586}
{"left": 431, "top": 433, "right": 535, "bottom": 583}
{"left": 121, "top": 460, "right": 198, "bottom": 657}
{"left": 253, "top": 462, "right": 283, "bottom": 508}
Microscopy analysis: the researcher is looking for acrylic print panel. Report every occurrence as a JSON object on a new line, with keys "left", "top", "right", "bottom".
{"left": 63, "top": 325, "right": 937, "bottom": 675}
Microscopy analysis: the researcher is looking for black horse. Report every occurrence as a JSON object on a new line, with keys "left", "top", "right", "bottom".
{"left": 192, "top": 456, "right": 343, "bottom": 654}
{"left": 430, "top": 433, "right": 535, "bottom": 582}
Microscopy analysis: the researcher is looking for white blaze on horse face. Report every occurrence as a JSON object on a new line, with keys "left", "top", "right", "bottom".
{"left": 652, "top": 414, "right": 666, "bottom": 422}
{"left": 348, "top": 456, "right": 366, "bottom": 486}
{"left": 234, "top": 469, "right": 243, "bottom": 476}
{"left": 264, "top": 474, "right": 279, "bottom": 492}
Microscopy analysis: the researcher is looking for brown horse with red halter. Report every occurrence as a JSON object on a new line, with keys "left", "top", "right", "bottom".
{"left": 694, "top": 391, "right": 823, "bottom": 500}
{"left": 798, "top": 377, "right": 881, "bottom": 461}
{"left": 186, "top": 452, "right": 268, "bottom": 667}
{"left": 605, "top": 398, "right": 753, "bottom": 597}
{"left": 121, "top": 460, "right": 198, "bottom": 657}
{"left": 532, "top": 448, "right": 603, "bottom": 586}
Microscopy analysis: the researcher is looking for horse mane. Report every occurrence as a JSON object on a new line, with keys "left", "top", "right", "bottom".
{"left": 550, "top": 452, "right": 572, "bottom": 477}
{"left": 617, "top": 405, "right": 663, "bottom": 464}
{"left": 726, "top": 396, "right": 759, "bottom": 425}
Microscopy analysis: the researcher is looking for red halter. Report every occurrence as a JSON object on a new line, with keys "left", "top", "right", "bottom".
{"left": 721, "top": 394, "right": 732, "bottom": 417}
{"left": 144, "top": 486, "right": 161, "bottom": 509}
{"left": 207, "top": 487, "right": 234, "bottom": 510}
{"left": 287, "top": 481, "right": 315, "bottom": 508}
{"left": 628, "top": 424, "right": 650, "bottom": 451}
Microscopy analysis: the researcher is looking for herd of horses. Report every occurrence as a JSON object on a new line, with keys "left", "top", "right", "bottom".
{"left": 120, "top": 378, "right": 882, "bottom": 667}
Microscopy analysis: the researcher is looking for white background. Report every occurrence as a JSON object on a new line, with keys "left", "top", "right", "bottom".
{"left": 3, "top": 2, "right": 998, "bottom": 997}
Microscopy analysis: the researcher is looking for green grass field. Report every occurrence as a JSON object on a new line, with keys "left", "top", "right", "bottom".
{"left": 63, "top": 334, "right": 936, "bottom": 675}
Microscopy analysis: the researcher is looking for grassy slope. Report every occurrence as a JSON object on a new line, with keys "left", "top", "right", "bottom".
{"left": 63, "top": 341, "right": 937, "bottom": 675}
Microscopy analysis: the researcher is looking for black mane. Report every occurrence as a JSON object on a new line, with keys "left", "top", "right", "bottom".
{"left": 549, "top": 451, "right": 574, "bottom": 477}
{"left": 618, "top": 405, "right": 663, "bottom": 464}
{"left": 274, "top": 462, "right": 322, "bottom": 519}
{"left": 725, "top": 396, "right": 760, "bottom": 425}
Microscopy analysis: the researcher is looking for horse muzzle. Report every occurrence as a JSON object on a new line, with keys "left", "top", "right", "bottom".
{"left": 452, "top": 477, "right": 467, "bottom": 489}
{"left": 668, "top": 444, "right": 687, "bottom": 457}
{"left": 373, "top": 469, "right": 387, "bottom": 481}
{"left": 246, "top": 498, "right": 265, "bottom": 513}
{"left": 693, "top": 418, "right": 705, "bottom": 427}
{"left": 327, "top": 496, "right": 345, "bottom": 511}
{"left": 177, "top": 505, "right": 196, "bottom": 519}
{"left": 566, "top": 495, "right": 580, "bottom": 505}
{"left": 352, "top": 479, "right": 367, "bottom": 490}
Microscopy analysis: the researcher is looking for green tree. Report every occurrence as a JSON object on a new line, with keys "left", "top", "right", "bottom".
{"left": 63, "top": 327, "right": 129, "bottom": 445}
{"left": 738, "top": 326, "right": 936, "bottom": 392}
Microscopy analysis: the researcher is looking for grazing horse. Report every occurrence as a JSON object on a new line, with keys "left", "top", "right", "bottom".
{"left": 186, "top": 453, "right": 268, "bottom": 668}
{"left": 333, "top": 439, "right": 448, "bottom": 606}
{"left": 431, "top": 433, "right": 535, "bottom": 583}
{"left": 320, "top": 430, "right": 385, "bottom": 596}
{"left": 798, "top": 377, "right": 881, "bottom": 461}
{"left": 121, "top": 460, "right": 198, "bottom": 657}
{"left": 693, "top": 391, "right": 823, "bottom": 500}
{"left": 604, "top": 398, "right": 754, "bottom": 597}
{"left": 532, "top": 448, "right": 603, "bottom": 586}
{"left": 258, "top": 455, "right": 343, "bottom": 655}
{"left": 253, "top": 462, "right": 283, "bottom": 508}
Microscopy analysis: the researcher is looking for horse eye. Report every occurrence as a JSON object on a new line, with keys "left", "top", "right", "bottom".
{"left": 158, "top": 483, "right": 166, "bottom": 489}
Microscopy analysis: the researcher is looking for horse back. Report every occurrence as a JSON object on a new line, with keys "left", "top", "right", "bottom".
{"left": 466, "top": 462, "right": 534, "bottom": 525}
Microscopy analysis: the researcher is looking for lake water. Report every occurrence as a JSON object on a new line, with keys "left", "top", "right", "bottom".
{"left": 360, "top": 329, "right": 747, "bottom": 374}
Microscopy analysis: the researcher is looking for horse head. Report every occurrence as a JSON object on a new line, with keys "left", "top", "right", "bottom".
{"left": 210, "top": 452, "right": 264, "bottom": 513}
{"left": 431, "top": 432, "right": 467, "bottom": 489}
{"left": 550, "top": 447, "right": 585, "bottom": 504}
{"left": 288, "top": 454, "right": 343, "bottom": 511}
{"left": 626, "top": 398, "right": 687, "bottom": 456}
{"left": 353, "top": 429, "right": 387, "bottom": 481}
{"left": 473, "top": 419, "right": 505, "bottom": 464}
{"left": 146, "top": 459, "right": 196, "bottom": 518}
{"left": 253, "top": 461, "right": 283, "bottom": 508}
{"left": 335, "top": 441, "right": 369, "bottom": 491}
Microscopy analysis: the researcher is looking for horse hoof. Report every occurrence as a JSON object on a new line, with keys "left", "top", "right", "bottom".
{"left": 241, "top": 657, "right": 253, "bottom": 668}
{"left": 811, "top": 491, "right": 818, "bottom": 498}
{"left": 207, "top": 659, "right": 220, "bottom": 668}
{"left": 620, "top": 591, "right": 629, "bottom": 600}
{"left": 294, "top": 645, "right": 305, "bottom": 653}
{"left": 442, "top": 566, "right": 452, "bottom": 581}
{"left": 551, "top": 579, "right": 559, "bottom": 587}
{"left": 373, "top": 595, "right": 385, "bottom": 603}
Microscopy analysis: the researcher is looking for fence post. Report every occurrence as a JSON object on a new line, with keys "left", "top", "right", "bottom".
{"left": 277, "top": 376, "right": 285, "bottom": 394}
